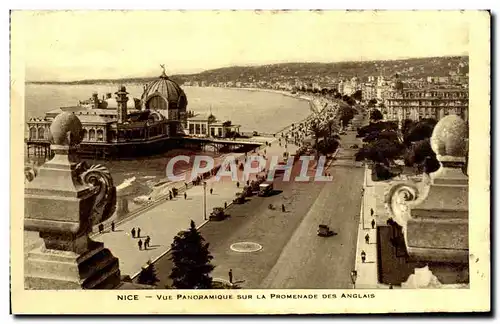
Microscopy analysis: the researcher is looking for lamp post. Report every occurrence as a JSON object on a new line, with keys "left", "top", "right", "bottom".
{"left": 203, "top": 181, "right": 207, "bottom": 220}
{"left": 350, "top": 270, "right": 358, "bottom": 289}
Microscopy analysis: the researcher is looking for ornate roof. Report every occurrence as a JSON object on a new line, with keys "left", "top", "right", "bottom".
{"left": 141, "top": 67, "right": 187, "bottom": 108}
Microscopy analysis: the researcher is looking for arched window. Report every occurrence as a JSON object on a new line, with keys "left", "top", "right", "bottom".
{"left": 89, "top": 129, "right": 96, "bottom": 141}
{"left": 146, "top": 95, "right": 168, "bottom": 110}
{"left": 38, "top": 127, "right": 45, "bottom": 139}
{"left": 82, "top": 129, "right": 88, "bottom": 141}
{"left": 97, "top": 129, "right": 104, "bottom": 141}
{"left": 29, "top": 127, "right": 37, "bottom": 140}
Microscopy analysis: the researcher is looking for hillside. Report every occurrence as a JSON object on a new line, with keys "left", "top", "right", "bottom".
{"left": 27, "top": 56, "right": 468, "bottom": 86}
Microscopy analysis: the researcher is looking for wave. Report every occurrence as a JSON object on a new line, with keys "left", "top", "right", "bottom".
{"left": 116, "top": 176, "right": 137, "bottom": 191}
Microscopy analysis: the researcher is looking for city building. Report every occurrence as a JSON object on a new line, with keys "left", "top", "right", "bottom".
{"left": 187, "top": 114, "right": 241, "bottom": 138}
{"left": 26, "top": 67, "right": 189, "bottom": 158}
{"left": 384, "top": 81, "right": 468, "bottom": 125}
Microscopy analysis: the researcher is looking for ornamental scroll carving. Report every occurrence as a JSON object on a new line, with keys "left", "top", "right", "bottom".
{"left": 384, "top": 182, "right": 420, "bottom": 226}
{"left": 76, "top": 162, "right": 117, "bottom": 226}
{"left": 24, "top": 166, "right": 37, "bottom": 182}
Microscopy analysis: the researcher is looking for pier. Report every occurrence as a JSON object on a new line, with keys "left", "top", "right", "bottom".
{"left": 25, "top": 135, "right": 265, "bottom": 160}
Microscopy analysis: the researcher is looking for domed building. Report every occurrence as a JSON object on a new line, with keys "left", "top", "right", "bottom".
{"left": 26, "top": 67, "right": 191, "bottom": 159}
{"left": 140, "top": 69, "right": 188, "bottom": 128}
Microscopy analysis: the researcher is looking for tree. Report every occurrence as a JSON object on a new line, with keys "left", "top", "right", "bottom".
{"left": 310, "top": 121, "right": 327, "bottom": 153}
{"left": 338, "top": 106, "right": 356, "bottom": 127}
{"left": 404, "top": 139, "right": 440, "bottom": 174}
{"left": 404, "top": 118, "right": 437, "bottom": 144}
{"left": 222, "top": 120, "right": 232, "bottom": 127}
{"left": 368, "top": 98, "right": 377, "bottom": 107}
{"left": 351, "top": 89, "right": 363, "bottom": 101}
{"left": 357, "top": 121, "right": 398, "bottom": 138}
{"left": 355, "top": 138, "right": 405, "bottom": 166}
{"left": 363, "top": 129, "right": 399, "bottom": 143}
{"left": 169, "top": 220, "right": 215, "bottom": 289}
{"left": 137, "top": 261, "right": 160, "bottom": 286}
{"left": 370, "top": 109, "right": 384, "bottom": 122}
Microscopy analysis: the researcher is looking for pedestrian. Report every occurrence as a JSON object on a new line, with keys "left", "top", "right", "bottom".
{"left": 185, "top": 182, "right": 188, "bottom": 189}
{"left": 138, "top": 239, "right": 143, "bottom": 250}
{"left": 98, "top": 223, "right": 104, "bottom": 234}
{"left": 137, "top": 227, "right": 141, "bottom": 238}
{"left": 236, "top": 181, "right": 240, "bottom": 188}
{"left": 224, "top": 201, "right": 227, "bottom": 209}
{"left": 111, "top": 221, "right": 115, "bottom": 232}
{"left": 389, "top": 284, "right": 393, "bottom": 289}
{"left": 370, "top": 208, "right": 374, "bottom": 216}
{"left": 365, "top": 233, "right": 370, "bottom": 244}
{"left": 145, "top": 236, "right": 151, "bottom": 249}
{"left": 131, "top": 228, "right": 136, "bottom": 238}
{"left": 361, "top": 250, "right": 366, "bottom": 263}
{"left": 210, "top": 188, "right": 213, "bottom": 195}
{"left": 371, "top": 219, "right": 375, "bottom": 229}
{"left": 281, "top": 204, "right": 286, "bottom": 212}
{"left": 184, "top": 192, "right": 187, "bottom": 200}
{"left": 228, "top": 269, "right": 233, "bottom": 284}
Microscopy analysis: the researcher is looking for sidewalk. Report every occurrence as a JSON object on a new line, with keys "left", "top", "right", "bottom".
{"left": 353, "top": 165, "right": 394, "bottom": 289}
{"left": 93, "top": 135, "right": 299, "bottom": 278}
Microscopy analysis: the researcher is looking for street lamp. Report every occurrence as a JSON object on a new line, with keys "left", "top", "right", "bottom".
{"left": 203, "top": 181, "right": 207, "bottom": 220}
{"left": 350, "top": 270, "right": 358, "bottom": 289}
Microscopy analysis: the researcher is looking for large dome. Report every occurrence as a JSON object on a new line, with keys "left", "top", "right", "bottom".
{"left": 141, "top": 69, "right": 187, "bottom": 110}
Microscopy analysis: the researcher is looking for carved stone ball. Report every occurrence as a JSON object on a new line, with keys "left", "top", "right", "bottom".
{"left": 430, "top": 115, "right": 468, "bottom": 157}
{"left": 48, "top": 112, "right": 83, "bottom": 146}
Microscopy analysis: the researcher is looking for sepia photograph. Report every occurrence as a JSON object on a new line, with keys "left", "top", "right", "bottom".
{"left": 10, "top": 9, "right": 490, "bottom": 314}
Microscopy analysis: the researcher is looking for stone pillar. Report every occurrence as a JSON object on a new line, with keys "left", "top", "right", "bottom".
{"left": 24, "top": 112, "right": 121, "bottom": 289}
{"left": 385, "top": 115, "right": 469, "bottom": 264}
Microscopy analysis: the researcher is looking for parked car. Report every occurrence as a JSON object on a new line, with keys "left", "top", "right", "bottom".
{"left": 258, "top": 182, "right": 274, "bottom": 197}
{"left": 209, "top": 207, "right": 227, "bottom": 221}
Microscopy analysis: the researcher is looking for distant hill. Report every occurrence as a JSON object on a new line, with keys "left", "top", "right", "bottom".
{"left": 27, "top": 55, "right": 468, "bottom": 86}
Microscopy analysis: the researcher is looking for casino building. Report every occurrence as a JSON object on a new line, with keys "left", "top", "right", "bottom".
{"left": 26, "top": 68, "right": 189, "bottom": 158}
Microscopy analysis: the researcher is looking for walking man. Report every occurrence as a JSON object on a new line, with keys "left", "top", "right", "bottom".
{"left": 228, "top": 269, "right": 233, "bottom": 284}
{"left": 98, "top": 223, "right": 104, "bottom": 234}
{"left": 131, "top": 228, "right": 136, "bottom": 238}
{"left": 137, "top": 227, "right": 141, "bottom": 238}
{"left": 371, "top": 219, "right": 375, "bottom": 229}
{"left": 145, "top": 236, "right": 151, "bottom": 249}
{"left": 281, "top": 204, "right": 286, "bottom": 213}
{"left": 365, "top": 233, "right": 370, "bottom": 244}
{"left": 111, "top": 221, "right": 115, "bottom": 232}
{"left": 138, "top": 239, "right": 143, "bottom": 250}
{"left": 236, "top": 181, "right": 240, "bottom": 188}
{"left": 370, "top": 208, "right": 374, "bottom": 216}
{"left": 210, "top": 188, "right": 213, "bottom": 195}
{"left": 361, "top": 250, "right": 366, "bottom": 263}
{"left": 184, "top": 192, "right": 187, "bottom": 200}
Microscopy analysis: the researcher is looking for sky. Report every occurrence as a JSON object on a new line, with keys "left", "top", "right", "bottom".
{"left": 13, "top": 10, "right": 470, "bottom": 82}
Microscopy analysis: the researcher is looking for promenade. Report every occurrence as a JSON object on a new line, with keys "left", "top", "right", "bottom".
{"left": 92, "top": 135, "right": 299, "bottom": 278}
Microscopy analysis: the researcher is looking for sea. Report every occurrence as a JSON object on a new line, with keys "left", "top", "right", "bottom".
{"left": 25, "top": 84, "right": 311, "bottom": 219}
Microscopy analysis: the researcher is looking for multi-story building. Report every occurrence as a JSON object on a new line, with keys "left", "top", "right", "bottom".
{"left": 385, "top": 83, "right": 469, "bottom": 125}
{"left": 362, "top": 83, "right": 376, "bottom": 101}
{"left": 375, "top": 76, "right": 391, "bottom": 104}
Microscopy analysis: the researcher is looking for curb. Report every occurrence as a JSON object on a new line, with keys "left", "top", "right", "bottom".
{"left": 130, "top": 217, "right": 211, "bottom": 280}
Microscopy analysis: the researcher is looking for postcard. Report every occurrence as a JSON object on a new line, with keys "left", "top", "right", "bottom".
{"left": 10, "top": 10, "right": 490, "bottom": 314}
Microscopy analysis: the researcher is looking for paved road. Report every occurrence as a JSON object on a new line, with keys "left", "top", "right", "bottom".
{"left": 260, "top": 131, "right": 364, "bottom": 289}
{"left": 151, "top": 129, "right": 365, "bottom": 289}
